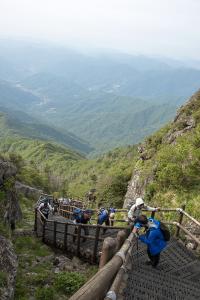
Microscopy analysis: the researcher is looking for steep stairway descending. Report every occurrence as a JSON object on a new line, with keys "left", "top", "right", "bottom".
{"left": 123, "top": 238, "right": 200, "bottom": 300}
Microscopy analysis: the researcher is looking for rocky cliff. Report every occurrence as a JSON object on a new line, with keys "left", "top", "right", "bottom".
{"left": 0, "top": 158, "right": 22, "bottom": 227}
{"left": 0, "top": 158, "right": 21, "bottom": 299}
{"left": 0, "top": 236, "right": 18, "bottom": 300}
{"left": 15, "top": 181, "right": 43, "bottom": 200}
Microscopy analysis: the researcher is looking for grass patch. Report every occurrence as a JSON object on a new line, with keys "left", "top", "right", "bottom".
{"left": 35, "top": 287, "right": 55, "bottom": 300}
{"left": 14, "top": 279, "right": 30, "bottom": 300}
{"left": 54, "top": 272, "right": 86, "bottom": 296}
{"left": 14, "top": 236, "right": 51, "bottom": 257}
{"left": 0, "top": 271, "right": 7, "bottom": 287}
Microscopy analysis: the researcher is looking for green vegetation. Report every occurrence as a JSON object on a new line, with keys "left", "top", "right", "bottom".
{"left": 2, "top": 43, "right": 200, "bottom": 300}
{"left": 0, "top": 90, "right": 93, "bottom": 155}
{"left": 65, "top": 145, "right": 138, "bottom": 207}
{"left": 13, "top": 235, "right": 96, "bottom": 300}
{"left": 54, "top": 272, "right": 86, "bottom": 296}
{"left": 138, "top": 91, "right": 200, "bottom": 218}
{"left": 0, "top": 272, "right": 7, "bottom": 287}
{"left": 14, "top": 236, "right": 51, "bottom": 257}
{"left": 0, "top": 135, "right": 85, "bottom": 194}
{"left": 35, "top": 287, "right": 55, "bottom": 300}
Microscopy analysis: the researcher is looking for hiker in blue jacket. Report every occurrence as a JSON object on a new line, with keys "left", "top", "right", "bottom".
{"left": 97, "top": 208, "right": 110, "bottom": 234}
{"left": 133, "top": 215, "right": 167, "bottom": 267}
{"left": 73, "top": 209, "right": 92, "bottom": 242}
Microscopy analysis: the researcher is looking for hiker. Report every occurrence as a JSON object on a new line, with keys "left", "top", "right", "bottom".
{"left": 133, "top": 215, "right": 167, "bottom": 268}
{"left": 108, "top": 207, "right": 116, "bottom": 226}
{"left": 73, "top": 209, "right": 92, "bottom": 242}
{"left": 53, "top": 198, "right": 59, "bottom": 214}
{"left": 128, "top": 198, "right": 160, "bottom": 226}
{"left": 97, "top": 207, "right": 110, "bottom": 234}
{"left": 38, "top": 199, "right": 53, "bottom": 220}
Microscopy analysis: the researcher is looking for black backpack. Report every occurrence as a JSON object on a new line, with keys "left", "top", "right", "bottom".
{"left": 160, "top": 222, "right": 170, "bottom": 241}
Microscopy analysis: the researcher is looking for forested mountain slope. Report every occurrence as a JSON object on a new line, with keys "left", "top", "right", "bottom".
{"left": 124, "top": 89, "right": 200, "bottom": 218}
{"left": 1, "top": 40, "right": 200, "bottom": 154}
{"left": 0, "top": 95, "right": 93, "bottom": 155}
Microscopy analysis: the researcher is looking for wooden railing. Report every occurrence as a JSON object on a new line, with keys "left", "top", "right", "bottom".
{"left": 59, "top": 204, "right": 128, "bottom": 225}
{"left": 34, "top": 199, "right": 200, "bottom": 299}
{"left": 34, "top": 207, "right": 129, "bottom": 263}
{"left": 69, "top": 206, "right": 200, "bottom": 300}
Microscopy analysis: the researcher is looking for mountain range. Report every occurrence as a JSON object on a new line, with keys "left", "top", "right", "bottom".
{"left": 0, "top": 39, "right": 200, "bottom": 155}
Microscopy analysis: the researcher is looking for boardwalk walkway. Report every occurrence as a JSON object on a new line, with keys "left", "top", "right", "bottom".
{"left": 36, "top": 211, "right": 126, "bottom": 263}
{"left": 123, "top": 238, "right": 200, "bottom": 300}
{"left": 35, "top": 201, "right": 200, "bottom": 299}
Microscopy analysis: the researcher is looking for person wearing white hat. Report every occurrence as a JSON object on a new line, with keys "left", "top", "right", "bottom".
{"left": 128, "top": 198, "right": 159, "bottom": 225}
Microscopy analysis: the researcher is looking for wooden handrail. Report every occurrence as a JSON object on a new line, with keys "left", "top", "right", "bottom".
{"left": 69, "top": 233, "right": 135, "bottom": 300}
{"left": 45, "top": 219, "right": 129, "bottom": 230}
{"left": 173, "top": 222, "right": 200, "bottom": 245}
{"left": 179, "top": 209, "right": 200, "bottom": 227}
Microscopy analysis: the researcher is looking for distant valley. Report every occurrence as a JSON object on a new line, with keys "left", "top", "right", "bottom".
{"left": 0, "top": 39, "right": 200, "bottom": 155}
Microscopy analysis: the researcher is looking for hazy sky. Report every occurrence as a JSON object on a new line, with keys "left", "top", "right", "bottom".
{"left": 1, "top": 0, "right": 200, "bottom": 59}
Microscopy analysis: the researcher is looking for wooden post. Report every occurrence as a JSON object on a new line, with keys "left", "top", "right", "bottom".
{"left": 93, "top": 225, "right": 100, "bottom": 263}
{"left": 42, "top": 219, "right": 46, "bottom": 243}
{"left": 54, "top": 221, "right": 57, "bottom": 247}
{"left": 64, "top": 223, "right": 68, "bottom": 250}
{"left": 151, "top": 210, "right": 156, "bottom": 218}
{"left": 99, "top": 237, "right": 117, "bottom": 269}
{"left": 116, "top": 230, "right": 127, "bottom": 250}
{"left": 70, "top": 233, "right": 135, "bottom": 300}
{"left": 175, "top": 204, "right": 186, "bottom": 238}
{"left": 76, "top": 225, "right": 81, "bottom": 256}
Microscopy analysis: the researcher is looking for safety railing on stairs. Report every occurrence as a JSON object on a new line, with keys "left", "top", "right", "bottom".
{"left": 34, "top": 207, "right": 129, "bottom": 263}
{"left": 68, "top": 206, "right": 200, "bottom": 300}
{"left": 59, "top": 204, "right": 128, "bottom": 225}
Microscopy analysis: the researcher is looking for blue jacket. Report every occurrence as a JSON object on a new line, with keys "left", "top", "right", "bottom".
{"left": 74, "top": 212, "right": 90, "bottom": 224}
{"left": 109, "top": 208, "right": 116, "bottom": 214}
{"left": 98, "top": 209, "right": 109, "bottom": 224}
{"left": 135, "top": 218, "right": 167, "bottom": 255}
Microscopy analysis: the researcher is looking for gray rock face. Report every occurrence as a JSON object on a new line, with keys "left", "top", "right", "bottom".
{"left": 123, "top": 170, "right": 145, "bottom": 208}
{"left": 0, "top": 159, "right": 22, "bottom": 227}
{"left": 123, "top": 168, "right": 153, "bottom": 208}
{"left": 15, "top": 181, "right": 43, "bottom": 200}
{"left": 53, "top": 255, "right": 88, "bottom": 273}
{"left": 0, "top": 235, "right": 18, "bottom": 300}
{"left": 4, "top": 189, "right": 22, "bottom": 227}
{"left": 0, "top": 160, "right": 17, "bottom": 187}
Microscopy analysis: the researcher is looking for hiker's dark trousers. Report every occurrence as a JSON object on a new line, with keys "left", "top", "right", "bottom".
{"left": 147, "top": 249, "right": 160, "bottom": 267}
{"left": 73, "top": 226, "right": 89, "bottom": 242}
{"left": 41, "top": 213, "right": 49, "bottom": 222}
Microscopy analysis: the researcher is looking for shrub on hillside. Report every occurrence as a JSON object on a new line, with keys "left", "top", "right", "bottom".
{"left": 54, "top": 272, "right": 86, "bottom": 295}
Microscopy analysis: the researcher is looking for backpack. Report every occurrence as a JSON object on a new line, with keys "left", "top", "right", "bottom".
{"left": 160, "top": 222, "right": 170, "bottom": 241}
{"left": 73, "top": 208, "right": 82, "bottom": 220}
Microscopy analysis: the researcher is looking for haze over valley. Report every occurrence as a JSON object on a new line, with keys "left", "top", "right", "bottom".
{"left": 1, "top": 39, "right": 200, "bottom": 155}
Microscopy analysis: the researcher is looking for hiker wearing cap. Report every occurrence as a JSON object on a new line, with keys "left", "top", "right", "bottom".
{"left": 38, "top": 199, "right": 53, "bottom": 220}
{"left": 133, "top": 215, "right": 167, "bottom": 267}
{"left": 128, "top": 198, "right": 159, "bottom": 226}
{"left": 73, "top": 209, "right": 92, "bottom": 242}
